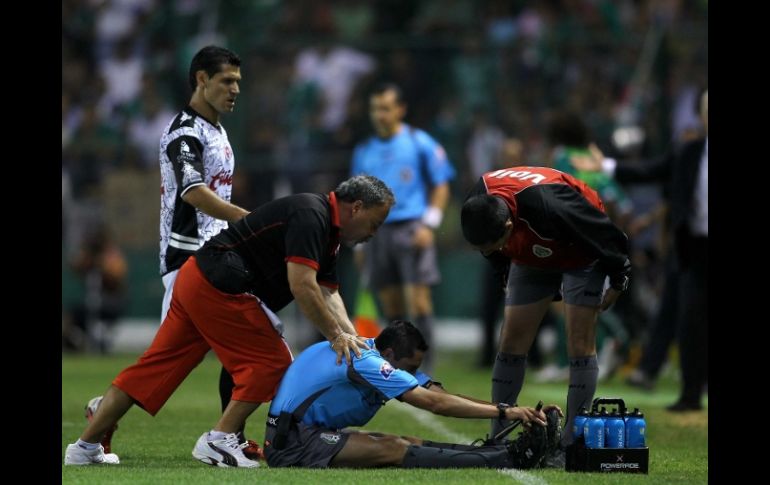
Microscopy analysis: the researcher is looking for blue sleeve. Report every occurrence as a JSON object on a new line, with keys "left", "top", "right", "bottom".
{"left": 353, "top": 353, "right": 419, "bottom": 400}
{"left": 351, "top": 143, "right": 365, "bottom": 176}
{"left": 418, "top": 132, "right": 456, "bottom": 186}
{"left": 415, "top": 371, "right": 433, "bottom": 387}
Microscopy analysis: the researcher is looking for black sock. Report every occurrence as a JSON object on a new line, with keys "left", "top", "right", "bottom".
{"left": 219, "top": 366, "right": 234, "bottom": 413}
{"left": 218, "top": 366, "right": 247, "bottom": 438}
{"left": 562, "top": 355, "right": 598, "bottom": 446}
{"left": 491, "top": 352, "right": 527, "bottom": 436}
{"left": 401, "top": 444, "right": 511, "bottom": 468}
{"left": 421, "top": 440, "right": 499, "bottom": 452}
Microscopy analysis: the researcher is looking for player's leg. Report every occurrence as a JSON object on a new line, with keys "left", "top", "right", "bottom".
{"left": 68, "top": 263, "right": 211, "bottom": 465}
{"left": 377, "top": 286, "right": 407, "bottom": 320}
{"left": 333, "top": 431, "right": 516, "bottom": 468}
{"left": 492, "top": 264, "right": 560, "bottom": 436}
{"left": 560, "top": 264, "right": 606, "bottom": 448}
{"left": 185, "top": 258, "right": 292, "bottom": 467}
{"left": 401, "top": 227, "right": 440, "bottom": 373}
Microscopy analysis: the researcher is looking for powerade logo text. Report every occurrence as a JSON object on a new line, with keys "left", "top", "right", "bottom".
{"left": 600, "top": 462, "right": 640, "bottom": 470}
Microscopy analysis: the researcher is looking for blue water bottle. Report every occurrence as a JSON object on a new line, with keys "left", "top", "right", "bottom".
{"left": 625, "top": 408, "right": 646, "bottom": 448}
{"left": 604, "top": 408, "right": 625, "bottom": 448}
{"left": 584, "top": 409, "right": 606, "bottom": 449}
{"left": 573, "top": 407, "right": 589, "bottom": 439}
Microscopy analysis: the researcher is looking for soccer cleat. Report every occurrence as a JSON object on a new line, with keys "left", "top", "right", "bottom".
{"left": 539, "top": 408, "right": 566, "bottom": 468}
{"left": 85, "top": 396, "right": 118, "bottom": 454}
{"left": 506, "top": 424, "right": 549, "bottom": 469}
{"left": 64, "top": 443, "right": 120, "bottom": 465}
{"left": 192, "top": 431, "right": 260, "bottom": 468}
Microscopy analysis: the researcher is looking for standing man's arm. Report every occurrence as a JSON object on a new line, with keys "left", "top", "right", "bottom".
{"left": 288, "top": 263, "right": 369, "bottom": 364}
{"left": 414, "top": 182, "right": 450, "bottom": 248}
{"left": 321, "top": 286, "right": 358, "bottom": 335}
{"left": 183, "top": 185, "right": 249, "bottom": 222}
{"left": 540, "top": 185, "right": 631, "bottom": 311}
{"left": 168, "top": 134, "right": 249, "bottom": 222}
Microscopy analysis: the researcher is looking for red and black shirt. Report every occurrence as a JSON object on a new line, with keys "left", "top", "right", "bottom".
{"left": 467, "top": 167, "right": 630, "bottom": 288}
{"left": 195, "top": 192, "right": 342, "bottom": 310}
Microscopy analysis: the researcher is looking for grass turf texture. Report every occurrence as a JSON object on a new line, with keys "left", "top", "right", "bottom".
{"left": 63, "top": 350, "right": 707, "bottom": 484}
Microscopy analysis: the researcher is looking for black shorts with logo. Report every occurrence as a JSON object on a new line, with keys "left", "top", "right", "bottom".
{"left": 263, "top": 417, "right": 350, "bottom": 468}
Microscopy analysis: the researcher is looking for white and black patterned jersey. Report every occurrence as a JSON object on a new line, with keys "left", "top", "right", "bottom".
{"left": 159, "top": 106, "right": 235, "bottom": 276}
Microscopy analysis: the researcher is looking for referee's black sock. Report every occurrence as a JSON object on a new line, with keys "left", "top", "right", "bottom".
{"left": 401, "top": 444, "right": 512, "bottom": 468}
{"left": 491, "top": 352, "right": 527, "bottom": 437}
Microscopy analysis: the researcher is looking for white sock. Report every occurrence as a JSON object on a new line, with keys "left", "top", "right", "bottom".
{"left": 208, "top": 430, "right": 228, "bottom": 441}
{"left": 76, "top": 439, "right": 100, "bottom": 451}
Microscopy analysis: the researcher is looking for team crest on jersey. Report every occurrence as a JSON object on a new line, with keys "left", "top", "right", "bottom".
{"left": 532, "top": 244, "right": 553, "bottom": 258}
{"left": 380, "top": 361, "right": 395, "bottom": 379}
{"left": 320, "top": 432, "right": 341, "bottom": 445}
{"left": 182, "top": 161, "right": 202, "bottom": 186}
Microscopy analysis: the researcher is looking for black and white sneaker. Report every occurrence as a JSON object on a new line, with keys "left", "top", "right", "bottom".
{"left": 192, "top": 431, "right": 260, "bottom": 468}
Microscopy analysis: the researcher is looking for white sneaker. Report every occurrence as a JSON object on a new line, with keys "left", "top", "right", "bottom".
{"left": 64, "top": 443, "right": 120, "bottom": 465}
{"left": 192, "top": 432, "right": 260, "bottom": 468}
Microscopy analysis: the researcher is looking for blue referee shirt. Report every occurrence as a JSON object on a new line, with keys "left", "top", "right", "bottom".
{"left": 268, "top": 338, "right": 433, "bottom": 429}
{"left": 351, "top": 124, "right": 455, "bottom": 223}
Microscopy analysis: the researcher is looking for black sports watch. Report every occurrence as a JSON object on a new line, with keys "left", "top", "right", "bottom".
{"left": 496, "top": 402, "right": 510, "bottom": 420}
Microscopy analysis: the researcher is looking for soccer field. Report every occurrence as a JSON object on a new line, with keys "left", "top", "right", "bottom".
{"left": 62, "top": 351, "right": 707, "bottom": 484}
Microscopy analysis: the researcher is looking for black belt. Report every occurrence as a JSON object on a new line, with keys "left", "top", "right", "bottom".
{"left": 266, "top": 413, "right": 280, "bottom": 428}
{"left": 266, "top": 412, "right": 295, "bottom": 449}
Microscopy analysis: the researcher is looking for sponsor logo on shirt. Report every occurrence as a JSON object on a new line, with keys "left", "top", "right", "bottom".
{"left": 208, "top": 170, "right": 233, "bottom": 191}
{"left": 532, "top": 244, "right": 553, "bottom": 258}
{"left": 380, "top": 361, "right": 395, "bottom": 379}
{"left": 182, "top": 161, "right": 202, "bottom": 186}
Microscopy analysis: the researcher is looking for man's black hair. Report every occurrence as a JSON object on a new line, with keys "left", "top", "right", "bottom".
{"left": 370, "top": 82, "right": 405, "bottom": 104}
{"left": 546, "top": 111, "right": 590, "bottom": 148}
{"left": 188, "top": 46, "right": 241, "bottom": 91}
{"left": 375, "top": 320, "right": 429, "bottom": 360}
{"left": 461, "top": 194, "right": 510, "bottom": 246}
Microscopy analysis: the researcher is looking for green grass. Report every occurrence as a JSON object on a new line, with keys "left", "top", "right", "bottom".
{"left": 62, "top": 351, "right": 707, "bottom": 484}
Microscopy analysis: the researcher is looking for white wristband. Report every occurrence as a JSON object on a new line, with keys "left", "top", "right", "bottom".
{"left": 421, "top": 206, "right": 443, "bottom": 229}
{"left": 602, "top": 157, "right": 617, "bottom": 177}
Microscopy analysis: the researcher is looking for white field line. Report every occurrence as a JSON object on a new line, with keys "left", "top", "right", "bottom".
{"left": 392, "top": 403, "right": 549, "bottom": 485}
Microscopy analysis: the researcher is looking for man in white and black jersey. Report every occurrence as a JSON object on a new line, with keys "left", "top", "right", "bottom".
{"left": 87, "top": 46, "right": 251, "bottom": 457}
{"left": 159, "top": 45, "right": 248, "bottom": 319}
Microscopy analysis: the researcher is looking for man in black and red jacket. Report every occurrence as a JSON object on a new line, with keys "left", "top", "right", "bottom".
{"left": 460, "top": 166, "right": 631, "bottom": 465}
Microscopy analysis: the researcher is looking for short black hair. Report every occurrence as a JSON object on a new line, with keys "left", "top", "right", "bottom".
{"left": 188, "top": 45, "right": 241, "bottom": 91}
{"left": 546, "top": 111, "right": 590, "bottom": 148}
{"left": 335, "top": 175, "right": 395, "bottom": 208}
{"left": 461, "top": 194, "right": 510, "bottom": 245}
{"left": 370, "top": 82, "right": 405, "bottom": 104}
{"left": 375, "top": 320, "right": 429, "bottom": 360}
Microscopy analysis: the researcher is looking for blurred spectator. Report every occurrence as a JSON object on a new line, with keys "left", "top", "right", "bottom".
{"left": 63, "top": 225, "right": 128, "bottom": 353}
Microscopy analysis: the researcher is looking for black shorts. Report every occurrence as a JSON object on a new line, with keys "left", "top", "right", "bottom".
{"left": 263, "top": 418, "right": 350, "bottom": 468}
{"left": 363, "top": 220, "right": 440, "bottom": 289}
